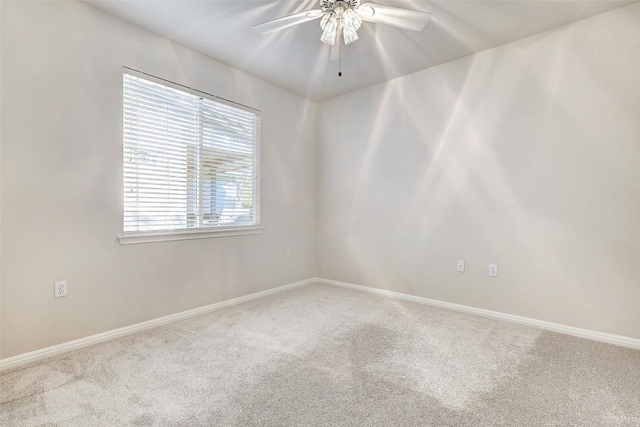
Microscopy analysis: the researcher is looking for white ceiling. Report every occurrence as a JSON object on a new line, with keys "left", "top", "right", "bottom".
{"left": 85, "top": 0, "right": 634, "bottom": 101}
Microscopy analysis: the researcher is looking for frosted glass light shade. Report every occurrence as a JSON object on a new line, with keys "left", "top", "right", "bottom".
{"left": 321, "top": 28, "right": 338, "bottom": 45}
{"left": 342, "top": 8, "right": 362, "bottom": 30}
{"left": 320, "top": 11, "right": 338, "bottom": 45}
{"left": 343, "top": 27, "right": 359, "bottom": 44}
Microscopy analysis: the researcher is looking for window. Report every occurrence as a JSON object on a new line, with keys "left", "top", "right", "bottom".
{"left": 121, "top": 70, "right": 261, "bottom": 243}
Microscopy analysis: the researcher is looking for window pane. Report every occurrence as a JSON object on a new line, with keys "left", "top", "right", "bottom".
{"left": 123, "top": 71, "right": 260, "bottom": 233}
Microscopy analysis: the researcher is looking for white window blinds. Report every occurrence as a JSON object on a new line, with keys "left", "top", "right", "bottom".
{"left": 123, "top": 71, "right": 260, "bottom": 234}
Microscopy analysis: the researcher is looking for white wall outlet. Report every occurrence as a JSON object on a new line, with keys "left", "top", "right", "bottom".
{"left": 54, "top": 281, "right": 67, "bottom": 298}
{"left": 457, "top": 260, "right": 465, "bottom": 272}
{"left": 489, "top": 264, "right": 498, "bottom": 277}
{"left": 286, "top": 249, "right": 292, "bottom": 260}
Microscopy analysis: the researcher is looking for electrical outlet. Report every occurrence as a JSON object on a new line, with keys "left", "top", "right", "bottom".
{"left": 54, "top": 281, "right": 67, "bottom": 298}
{"left": 286, "top": 249, "right": 292, "bottom": 260}
{"left": 457, "top": 260, "right": 465, "bottom": 273}
{"left": 489, "top": 264, "right": 498, "bottom": 277}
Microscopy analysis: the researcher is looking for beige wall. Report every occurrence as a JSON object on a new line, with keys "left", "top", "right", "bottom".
{"left": 318, "top": 4, "right": 640, "bottom": 339}
{"left": 0, "top": 1, "right": 317, "bottom": 358}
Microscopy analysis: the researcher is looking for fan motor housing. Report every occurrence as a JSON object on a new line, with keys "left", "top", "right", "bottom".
{"left": 321, "top": 0, "right": 361, "bottom": 12}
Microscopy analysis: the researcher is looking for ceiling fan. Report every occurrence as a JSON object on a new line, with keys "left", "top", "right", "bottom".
{"left": 253, "top": 0, "right": 432, "bottom": 62}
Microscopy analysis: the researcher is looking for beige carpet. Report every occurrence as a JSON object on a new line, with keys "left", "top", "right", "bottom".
{"left": 1, "top": 283, "right": 639, "bottom": 426}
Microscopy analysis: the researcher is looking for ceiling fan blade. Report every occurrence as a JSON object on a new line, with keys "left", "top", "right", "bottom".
{"left": 253, "top": 9, "right": 324, "bottom": 34}
{"left": 357, "top": 3, "right": 431, "bottom": 32}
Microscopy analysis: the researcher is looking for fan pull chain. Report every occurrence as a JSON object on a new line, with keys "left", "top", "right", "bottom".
{"left": 338, "top": 41, "right": 342, "bottom": 77}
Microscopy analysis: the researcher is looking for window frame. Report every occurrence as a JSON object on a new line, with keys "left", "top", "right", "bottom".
{"left": 118, "top": 68, "right": 263, "bottom": 245}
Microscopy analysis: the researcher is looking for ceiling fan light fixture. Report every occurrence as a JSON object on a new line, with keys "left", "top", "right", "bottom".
{"left": 321, "top": 28, "right": 338, "bottom": 45}
{"left": 342, "top": 7, "right": 362, "bottom": 30}
{"left": 343, "top": 27, "right": 359, "bottom": 44}
{"left": 253, "top": 0, "right": 433, "bottom": 63}
{"left": 320, "top": 11, "right": 338, "bottom": 44}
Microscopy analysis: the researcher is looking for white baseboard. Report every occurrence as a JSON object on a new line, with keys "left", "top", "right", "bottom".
{"left": 3, "top": 276, "right": 637, "bottom": 372}
{"left": 0, "top": 278, "right": 316, "bottom": 372}
{"left": 316, "top": 277, "right": 640, "bottom": 350}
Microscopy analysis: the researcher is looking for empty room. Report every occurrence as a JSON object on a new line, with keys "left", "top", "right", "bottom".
{"left": 1, "top": 0, "right": 639, "bottom": 425}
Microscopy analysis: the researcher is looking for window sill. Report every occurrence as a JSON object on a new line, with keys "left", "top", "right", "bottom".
{"left": 118, "top": 226, "right": 264, "bottom": 245}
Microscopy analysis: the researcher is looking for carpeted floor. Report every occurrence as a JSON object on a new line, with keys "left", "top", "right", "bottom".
{"left": 1, "top": 283, "right": 639, "bottom": 426}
